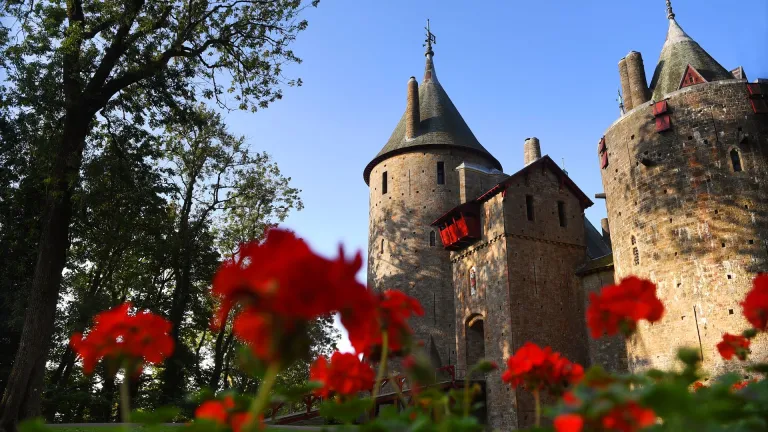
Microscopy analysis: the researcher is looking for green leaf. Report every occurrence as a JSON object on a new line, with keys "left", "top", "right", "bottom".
{"left": 319, "top": 398, "right": 373, "bottom": 424}
{"left": 130, "top": 406, "right": 180, "bottom": 425}
{"left": 18, "top": 418, "right": 52, "bottom": 432}
{"left": 677, "top": 348, "right": 702, "bottom": 367}
{"left": 747, "top": 363, "right": 768, "bottom": 374}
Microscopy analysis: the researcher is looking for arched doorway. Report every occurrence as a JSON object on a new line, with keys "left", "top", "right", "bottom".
{"left": 466, "top": 315, "right": 485, "bottom": 378}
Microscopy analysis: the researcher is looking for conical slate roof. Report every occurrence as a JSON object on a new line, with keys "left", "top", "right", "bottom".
{"left": 363, "top": 54, "right": 502, "bottom": 184}
{"left": 649, "top": 18, "right": 733, "bottom": 101}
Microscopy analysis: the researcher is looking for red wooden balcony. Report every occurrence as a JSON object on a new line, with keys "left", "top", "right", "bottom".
{"left": 436, "top": 212, "right": 481, "bottom": 250}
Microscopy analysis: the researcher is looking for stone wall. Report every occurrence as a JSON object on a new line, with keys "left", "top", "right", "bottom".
{"left": 451, "top": 193, "right": 515, "bottom": 430}
{"left": 502, "top": 167, "right": 590, "bottom": 427}
{"left": 580, "top": 268, "right": 628, "bottom": 372}
{"left": 367, "top": 148, "right": 498, "bottom": 368}
{"left": 600, "top": 80, "right": 768, "bottom": 376}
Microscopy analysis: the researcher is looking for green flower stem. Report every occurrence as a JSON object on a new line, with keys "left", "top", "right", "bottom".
{"left": 119, "top": 372, "right": 131, "bottom": 432}
{"left": 463, "top": 371, "right": 471, "bottom": 417}
{"left": 533, "top": 388, "right": 541, "bottom": 428}
{"left": 245, "top": 361, "right": 281, "bottom": 432}
{"left": 370, "top": 331, "right": 389, "bottom": 418}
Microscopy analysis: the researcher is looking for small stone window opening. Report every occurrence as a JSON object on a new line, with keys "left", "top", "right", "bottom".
{"left": 749, "top": 239, "right": 755, "bottom": 245}
{"left": 730, "top": 148, "right": 743, "bottom": 172}
{"left": 729, "top": 309, "right": 734, "bottom": 315}
{"left": 469, "top": 267, "right": 477, "bottom": 296}
{"left": 380, "top": 239, "right": 385, "bottom": 254}
{"left": 728, "top": 274, "right": 733, "bottom": 280}
{"left": 429, "top": 230, "right": 436, "bottom": 247}
{"left": 526, "top": 195, "right": 535, "bottom": 221}
{"left": 557, "top": 201, "right": 566, "bottom": 227}
{"left": 437, "top": 161, "right": 445, "bottom": 185}
{"left": 382, "top": 171, "right": 388, "bottom": 194}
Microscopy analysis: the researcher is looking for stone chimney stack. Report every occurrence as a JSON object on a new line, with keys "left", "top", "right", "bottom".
{"left": 405, "top": 77, "right": 420, "bottom": 140}
{"left": 524, "top": 137, "right": 541, "bottom": 166}
{"left": 618, "top": 57, "right": 634, "bottom": 112}
{"left": 625, "top": 51, "right": 650, "bottom": 106}
{"left": 601, "top": 218, "right": 612, "bottom": 248}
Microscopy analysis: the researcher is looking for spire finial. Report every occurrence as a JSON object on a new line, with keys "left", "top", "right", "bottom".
{"left": 666, "top": 0, "right": 675, "bottom": 20}
{"left": 424, "top": 19, "right": 436, "bottom": 57}
{"left": 617, "top": 88, "right": 625, "bottom": 115}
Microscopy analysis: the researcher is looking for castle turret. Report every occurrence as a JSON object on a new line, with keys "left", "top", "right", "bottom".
{"left": 599, "top": 0, "right": 768, "bottom": 376}
{"left": 364, "top": 25, "right": 502, "bottom": 368}
{"left": 618, "top": 58, "right": 634, "bottom": 112}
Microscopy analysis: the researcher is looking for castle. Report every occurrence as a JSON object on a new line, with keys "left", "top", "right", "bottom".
{"left": 364, "top": 3, "right": 768, "bottom": 430}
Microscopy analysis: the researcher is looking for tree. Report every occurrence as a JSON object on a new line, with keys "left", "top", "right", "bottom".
{"left": 0, "top": 1, "right": 317, "bottom": 429}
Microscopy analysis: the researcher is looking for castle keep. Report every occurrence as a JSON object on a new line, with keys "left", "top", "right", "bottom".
{"left": 364, "top": 3, "right": 768, "bottom": 430}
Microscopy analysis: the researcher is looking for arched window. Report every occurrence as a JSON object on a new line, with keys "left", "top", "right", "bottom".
{"left": 429, "top": 230, "right": 436, "bottom": 247}
{"left": 730, "top": 148, "right": 743, "bottom": 172}
{"left": 469, "top": 267, "right": 477, "bottom": 296}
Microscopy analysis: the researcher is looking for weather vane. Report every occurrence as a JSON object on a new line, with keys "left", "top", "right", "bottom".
{"left": 617, "top": 88, "right": 625, "bottom": 114}
{"left": 424, "top": 19, "right": 436, "bottom": 55}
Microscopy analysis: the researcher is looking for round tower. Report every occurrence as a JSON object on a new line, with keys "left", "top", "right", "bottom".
{"left": 364, "top": 39, "right": 502, "bottom": 367}
{"left": 600, "top": 2, "right": 768, "bottom": 376}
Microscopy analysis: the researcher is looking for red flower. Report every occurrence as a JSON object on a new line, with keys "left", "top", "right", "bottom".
{"left": 195, "top": 396, "right": 261, "bottom": 432}
{"left": 562, "top": 391, "right": 580, "bottom": 406}
{"left": 310, "top": 352, "right": 375, "bottom": 398}
{"left": 554, "top": 414, "right": 584, "bottom": 432}
{"left": 342, "top": 289, "right": 424, "bottom": 356}
{"left": 600, "top": 401, "right": 656, "bottom": 432}
{"left": 692, "top": 381, "right": 707, "bottom": 392}
{"left": 717, "top": 333, "right": 751, "bottom": 361}
{"left": 211, "top": 229, "right": 367, "bottom": 329}
{"left": 70, "top": 303, "right": 174, "bottom": 374}
{"left": 501, "top": 342, "right": 583, "bottom": 395}
{"left": 587, "top": 277, "right": 664, "bottom": 338}
{"left": 731, "top": 379, "right": 758, "bottom": 391}
{"left": 232, "top": 310, "right": 310, "bottom": 364}
{"left": 741, "top": 275, "right": 768, "bottom": 331}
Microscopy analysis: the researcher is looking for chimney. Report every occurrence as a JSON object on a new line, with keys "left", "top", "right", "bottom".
{"left": 618, "top": 57, "right": 634, "bottom": 112}
{"left": 405, "top": 77, "right": 420, "bottom": 140}
{"left": 625, "top": 51, "right": 650, "bottom": 106}
{"left": 524, "top": 137, "right": 541, "bottom": 166}
{"left": 601, "top": 218, "right": 612, "bottom": 248}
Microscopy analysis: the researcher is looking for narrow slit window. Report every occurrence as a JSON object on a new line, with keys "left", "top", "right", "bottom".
{"left": 380, "top": 239, "right": 385, "bottom": 254}
{"left": 429, "top": 231, "right": 436, "bottom": 247}
{"left": 557, "top": 201, "right": 566, "bottom": 227}
{"left": 730, "top": 148, "right": 742, "bottom": 172}
{"left": 382, "top": 171, "right": 388, "bottom": 194}
{"left": 526, "top": 195, "right": 534, "bottom": 221}
{"left": 437, "top": 162, "right": 445, "bottom": 185}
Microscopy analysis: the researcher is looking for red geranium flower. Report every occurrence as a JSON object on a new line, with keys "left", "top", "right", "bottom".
{"left": 342, "top": 289, "right": 424, "bottom": 356}
{"left": 741, "top": 275, "right": 768, "bottom": 331}
{"left": 717, "top": 333, "right": 751, "bottom": 361}
{"left": 692, "top": 381, "right": 707, "bottom": 392}
{"left": 554, "top": 414, "right": 584, "bottom": 432}
{"left": 501, "top": 342, "right": 583, "bottom": 395}
{"left": 70, "top": 303, "right": 174, "bottom": 374}
{"left": 587, "top": 277, "right": 664, "bottom": 338}
{"left": 195, "top": 396, "right": 261, "bottom": 432}
{"left": 211, "top": 229, "right": 367, "bottom": 329}
{"left": 600, "top": 402, "right": 656, "bottom": 431}
{"left": 310, "top": 352, "right": 375, "bottom": 398}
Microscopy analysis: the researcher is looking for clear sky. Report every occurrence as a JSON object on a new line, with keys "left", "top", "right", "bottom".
{"left": 220, "top": 0, "right": 768, "bottom": 350}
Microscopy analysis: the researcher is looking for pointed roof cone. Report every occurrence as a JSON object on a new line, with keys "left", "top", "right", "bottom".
{"left": 649, "top": 3, "right": 732, "bottom": 101}
{"left": 363, "top": 49, "right": 501, "bottom": 184}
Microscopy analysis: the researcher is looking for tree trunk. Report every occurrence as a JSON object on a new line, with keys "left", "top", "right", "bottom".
{"left": 0, "top": 114, "right": 90, "bottom": 432}
{"left": 209, "top": 330, "right": 234, "bottom": 391}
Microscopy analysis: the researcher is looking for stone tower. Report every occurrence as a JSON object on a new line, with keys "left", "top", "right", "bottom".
{"left": 599, "top": 1, "right": 768, "bottom": 375}
{"left": 364, "top": 34, "right": 502, "bottom": 367}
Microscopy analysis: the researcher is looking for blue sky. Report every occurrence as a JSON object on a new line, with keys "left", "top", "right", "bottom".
{"left": 221, "top": 0, "right": 768, "bottom": 349}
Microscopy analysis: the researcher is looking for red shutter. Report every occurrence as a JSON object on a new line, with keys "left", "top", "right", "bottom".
{"left": 653, "top": 100, "right": 668, "bottom": 116}
{"left": 600, "top": 152, "right": 609, "bottom": 169}
{"left": 598, "top": 137, "right": 606, "bottom": 153}
{"left": 656, "top": 114, "right": 671, "bottom": 132}
{"left": 747, "top": 83, "right": 768, "bottom": 114}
